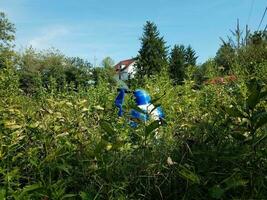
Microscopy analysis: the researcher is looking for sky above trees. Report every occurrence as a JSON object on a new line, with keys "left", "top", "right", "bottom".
{"left": 0, "top": 0, "right": 266, "bottom": 65}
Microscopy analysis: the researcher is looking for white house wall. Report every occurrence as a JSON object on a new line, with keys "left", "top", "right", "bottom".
{"left": 127, "top": 63, "right": 136, "bottom": 78}
{"left": 114, "top": 62, "right": 136, "bottom": 81}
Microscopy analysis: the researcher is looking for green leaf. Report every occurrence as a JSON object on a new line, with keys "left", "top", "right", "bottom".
{"left": 150, "top": 92, "right": 166, "bottom": 104}
{"left": 61, "top": 194, "right": 77, "bottom": 199}
{"left": 4, "top": 121, "right": 22, "bottom": 130}
{"left": 259, "top": 91, "right": 267, "bottom": 100}
{"left": 17, "top": 183, "right": 42, "bottom": 198}
{"left": 224, "top": 105, "right": 243, "bottom": 117}
{"left": 231, "top": 132, "right": 247, "bottom": 141}
{"left": 253, "top": 134, "right": 267, "bottom": 148}
{"left": 209, "top": 185, "right": 224, "bottom": 199}
{"left": 0, "top": 188, "right": 5, "bottom": 200}
{"left": 222, "top": 174, "right": 248, "bottom": 191}
{"left": 111, "top": 140, "right": 125, "bottom": 151}
{"left": 253, "top": 111, "right": 267, "bottom": 130}
{"left": 178, "top": 165, "right": 200, "bottom": 184}
{"left": 145, "top": 120, "right": 161, "bottom": 136}
{"left": 225, "top": 178, "right": 248, "bottom": 190}
{"left": 95, "top": 139, "right": 108, "bottom": 154}
{"left": 246, "top": 79, "right": 261, "bottom": 110}
{"left": 57, "top": 164, "right": 71, "bottom": 175}
{"left": 80, "top": 191, "right": 93, "bottom": 200}
{"left": 94, "top": 105, "right": 104, "bottom": 111}
{"left": 100, "top": 121, "right": 116, "bottom": 135}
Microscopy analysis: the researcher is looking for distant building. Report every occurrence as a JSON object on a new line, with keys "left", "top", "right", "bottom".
{"left": 114, "top": 58, "right": 136, "bottom": 81}
{"left": 204, "top": 75, "right": 237, "bottom": 85}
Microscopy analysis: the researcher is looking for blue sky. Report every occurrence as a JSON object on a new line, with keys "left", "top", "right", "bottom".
{"left": 1, "top": 0, "right": 266, "bottom": 65}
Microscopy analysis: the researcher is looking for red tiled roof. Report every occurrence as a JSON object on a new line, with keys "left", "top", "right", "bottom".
{"left": 114, "top": 58, "right": 136, "bottom": 72}
{"left": 205, "top": 75, "right": 237, "bottom": 85}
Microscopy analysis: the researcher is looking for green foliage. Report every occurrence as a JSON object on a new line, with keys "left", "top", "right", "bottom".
{"left": 214, "top": 26, "right": 267, "bottom": 77}
{"left": 0, "top": 12, "right": 16, "bottom": 69}
{"left": 169, "top": 44, "right": 197, "bottom": 85}
{"left": 200, "top": 59, "right": 220, "bottom": 79}
{"left": 236, "top": 31, "right": 267, "bottom": 76}
{"left": 215, "top": 42, "right": 235, "bottom": 74}
{"left": 16, "top": 48, "right": 94, "bottom": 95}
{"left": 1, "top": 57, "right": 267, "bottom": 199}
{"left": 185, "top": 45, "right": 197, "bottom": 66}
{"left": 92, "top": 66, "right": 117, "bottom": 87}
{"left": 101, "top": 56, "right": 115, "bottom": 68}
{"left": 169, "top": 45, "right": 186, "bottom": 85}
{"left": 0, "top": 12, "right": 15, "bottom": 49}
{"left": 0, "top": 11, "right": 267, "bottom": 200}
{"left": 136, "top": 21, "right": 168, "bottom": 81}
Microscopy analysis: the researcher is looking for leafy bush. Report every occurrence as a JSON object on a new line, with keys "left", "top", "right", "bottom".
{"left": 0, "top": 64, "right": 266, "bottom": 199}
{"left": 0, "top": 12, "right": 266, "bottom": 200}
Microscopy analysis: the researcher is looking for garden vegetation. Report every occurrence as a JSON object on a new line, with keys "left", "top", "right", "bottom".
{"left": 0, "top": 12, "right": 267, "bottom": 199}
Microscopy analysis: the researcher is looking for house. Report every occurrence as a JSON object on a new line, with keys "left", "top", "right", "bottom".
{"left": 114, "top": 58, "right": 136, "bottom": 81}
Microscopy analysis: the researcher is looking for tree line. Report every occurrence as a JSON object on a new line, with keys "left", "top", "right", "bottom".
{"left": 0, "top": 12, "right": 266, "bottom": 95}
{"left": 136, "top": 21, "right": 197, "bottom": 85}
{"left": 0, "top": 11, "right": 267, "bottom": 199}
{"left": 0, "top": 12, "right": 117, "bottom": 96}
{"left": 135, "top": 21, "right": 266, "bottom": 86}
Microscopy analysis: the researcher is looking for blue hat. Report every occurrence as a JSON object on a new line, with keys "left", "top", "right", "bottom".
{"left": 133, "top": 89, "right": 151, "bottom": 105}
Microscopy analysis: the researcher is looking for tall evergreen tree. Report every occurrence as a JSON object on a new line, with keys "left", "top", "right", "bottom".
{"left": 169, "top": 44, "right": 197, "bottom": 85}
{"left": 185, "top": 45, "right": 197, "bottom": 66}
{"left": 169, "top": 45, "right": 186, "bottom": 84}
{"left": 136, "top": 21, "right": 168, "bottom": 79}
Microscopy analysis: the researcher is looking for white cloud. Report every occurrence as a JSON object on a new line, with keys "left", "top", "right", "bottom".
{"left": 28, "top": 26, "right": 69, "bottom": 48}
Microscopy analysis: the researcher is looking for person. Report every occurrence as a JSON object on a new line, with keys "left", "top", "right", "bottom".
{"left": 115, "top": 88, "right": 164, "bottom": 127}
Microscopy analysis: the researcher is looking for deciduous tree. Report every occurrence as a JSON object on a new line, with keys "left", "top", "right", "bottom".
{"left": 0, "top": 12, "right": 16, "bottom": 69}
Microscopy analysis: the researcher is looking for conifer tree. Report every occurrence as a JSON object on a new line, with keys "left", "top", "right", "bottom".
{"left": 185, "top": 45, "right": 197, "bottom": 66}
{"left": 136, "top": 21, "right": 168, "bottom": 79}
{"left": 169, "top": 45, "right": 186, "bottom": 84}
{"left": 169, "top": 45, "right": 197, "bottom": 84}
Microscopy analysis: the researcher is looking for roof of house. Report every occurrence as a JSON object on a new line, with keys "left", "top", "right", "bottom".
{"left": 114, "top": 58, "right": 136, "bottom": 72}
{"left": 204, "top": 75, "right": 237, "bottom": 85}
